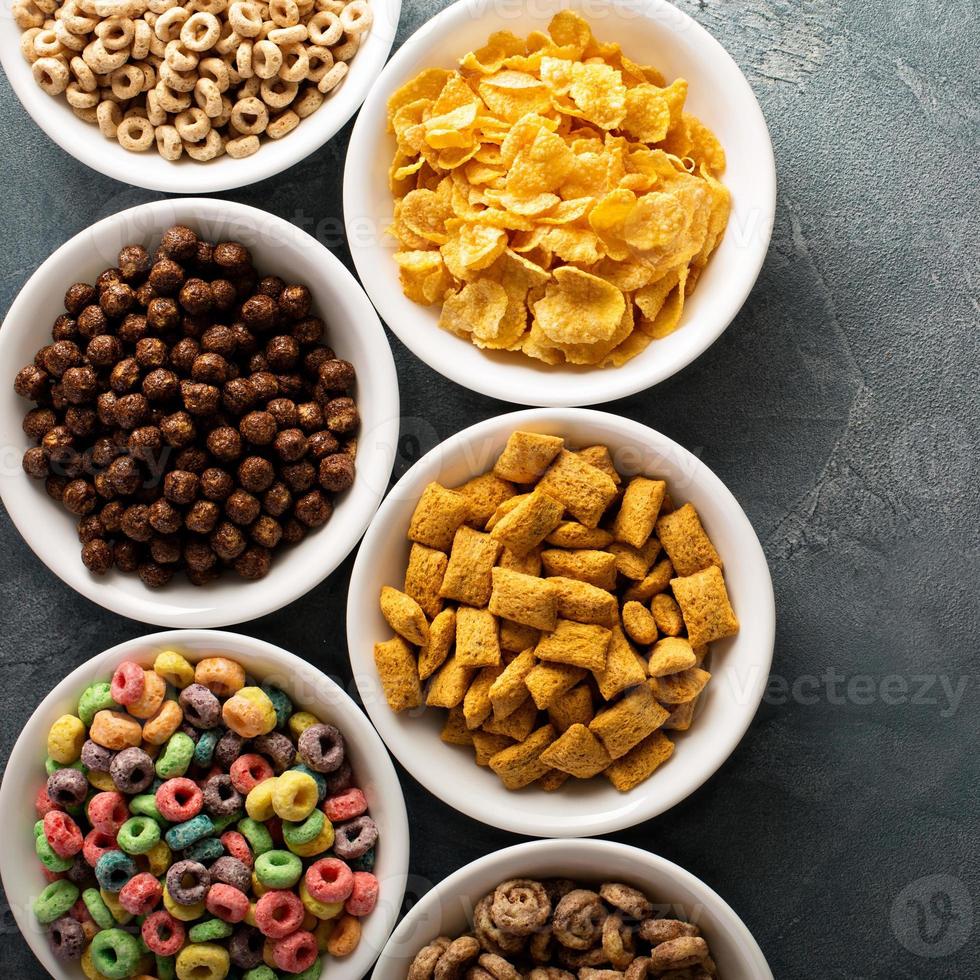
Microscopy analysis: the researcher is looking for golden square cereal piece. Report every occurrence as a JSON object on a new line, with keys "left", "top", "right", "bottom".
{"left": 455, "top": 606, "right": 502, "bottom": 668}
{"left": 662, "top": 697, "right": 697, "bottom": 731}
{"left": 621, "top": 600, "right": 658, "bottom": 646}
{"left": 486, "top": 494, "right": 529, "bottom": 531}
{"left": 472, "top": 729, "right": 515, "bottom": 766}
{"left": 488, "top": 723, "right": 557, "bottom": 790}
{"left": 379, "top": 586, "right": 430, "bottom": 646}
{"left": 535, "top": 619, "right": 612, "bottom": 672}
{"left": 526, "top": 660, "right": 589, "bottom": 710}
{"left": 548, "top": 576, "right": 619, "bottom": 626}
{"left": 604, "top": 730, "right": 675, "bottom": 792}
{"left": 647, "top": 637, "right": 697, "bottom": 676}
{"left": 493, "top": 431, "right": 565, "bottom": 483}
{"left": 490, "top": 489, "right": 566, "bottom": 555}
{"left": 500, "top": 618, "right": 541, "bottom": 653}
{"left": 649, "top": 667, "right": 711, "bottom": 705}
{"left": 593, "top": 625, "right": 647, "bottom": 701}
{"left": 576, "top": 445, "right": 622, "bottom": 485}
{"left": 670, "top": 566, "right": 739, "bottom": 646}
{"left": 547, "top": 684, "right": 595, "bottom": 734}
{"left": 408, "top": 482, "right": 472, "bottom": 551}
{"left": 612, "top": 477, "right": 666, "bottom": 548}
{"left": 545, "top": 521, "right": 614, "bottom": 550}
{"left": 540, "top": 722, "right": 612, "bottom": 778}
{"left": 463, "top": 664, "right": 504, "bottom": 729}
{"left": 538, "top": 769, "right": 571, "bottom": 792}
{"left": 651, "top": 592, "right": 684, "bottom": 637}
{"left": 537, "top": 450, "right": 619, "bottom": 528}
{"left": 489, "top": 566, "right": 559, "bottom": 631}
{"left": 404, "top": 543, "right": 448, "bottom": 620}
{"left": 374, "top": 636, "right": 422, "bottom": 713}
{"left": 439, "top": 526, "right": 502, "bottom": 606}
{"left": 483, "top": 695, "right": 539, "bottom": 741}
{"left": 441, "top": 705, "right": 475, "bottom": 745}
{"left": 624, "top": 558, "right": 674, "bottom": 601}
{"left": 489, "top": 647, "right": 536, "bottom": 719}
{"left": 655, "top": 502, "right": 722, "bottom": 576}
{"left": 418, "top": 607, "right": 455, "bottom": 681}
{"left": 541, "top": 549, "right": 617, "bottom": 590}
{"left": 426, "top": 655, "right": 476, "bottom": 709}
{"left": 610, "top": 537, "right": 662, "bottom": 580}
{"left": 589, "top": 684, "right": 670, "bottom": 760}
{"left": 498, "top": 546, "right": 542, "bottom": 576}
{"left": 454, "top": 472, "right": 517, "bottom": 528}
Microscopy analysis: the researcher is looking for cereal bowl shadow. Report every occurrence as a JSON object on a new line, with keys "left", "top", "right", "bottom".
{"left": 343, "top": 0, "right": 776, "bottom": 406}
{"left": 373, "top": 839, "right": 773, "bottom": 980}
{"left": 0, "top": 629, "right": 410, "bottom": 980}
{"left": 0, "top": 197, "right": 400, "bottom": 627}
{"left": 346, "top": 408, "right": 775, "bottom": 838}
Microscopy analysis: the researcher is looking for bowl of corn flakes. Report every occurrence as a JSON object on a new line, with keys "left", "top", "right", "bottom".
{"left": 343, "top": 0, "right": 775, "bottom": 406}
{"left": 345, "top": 408, "right": 775, "bottom": 837}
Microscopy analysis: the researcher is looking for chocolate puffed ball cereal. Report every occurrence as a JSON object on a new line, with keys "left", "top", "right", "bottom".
{"left": 14, "top": 227, "right": 359, "bottom": 587}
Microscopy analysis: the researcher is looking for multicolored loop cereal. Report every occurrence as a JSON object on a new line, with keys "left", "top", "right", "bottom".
{"left": 28, "top": 647, "right": 380, "bottom": 975}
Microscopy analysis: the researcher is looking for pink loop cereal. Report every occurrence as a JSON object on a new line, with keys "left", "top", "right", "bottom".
{"left": 323, "top": 787, "right": 367, "bottom": 823}
{"left": 304, "top": 857, "right": 353, "bottom": 904}
{"left": 110, "top": 661, "right": 145, "bottom": 706}
{"left": 155, "top": 777, "right": 204, "bottom": 822}
{"left": 255, "top": 889, "right": 304, "bottom": 938}
{"left": 26, "top": 646, "right": 378, "bottom": 971}
{"left": 230, "top": 754, "right": 275, "bottom": 794}
{"left": 345, "top": 871, "right": 379, "bottom": 917}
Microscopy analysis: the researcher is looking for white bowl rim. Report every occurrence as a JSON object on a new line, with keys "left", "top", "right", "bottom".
{"left": 346, "top": 407, "right": 776, "bottom": 837}
{"left": 0, "top": 0, "right": 402, "bottom": 193}
{"left": 373, "top": 838, "right": 774, "bottom": 979}
{"left": 0, "top": 196, "right": 401, "bottom": 628}
{"left": 343, "top": 0, "right": 777, "bottom": 407}
{"left": 0, "top": 628, "right": 411, "bottom": 980}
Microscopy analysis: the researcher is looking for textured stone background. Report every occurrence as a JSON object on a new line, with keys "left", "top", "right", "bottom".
{"left": 1, "top": 0, "right": 978, "bottom": 975}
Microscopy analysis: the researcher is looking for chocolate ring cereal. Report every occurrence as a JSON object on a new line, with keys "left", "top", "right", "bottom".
{"left": 553, "top": 890, "right": 606, "bottom": 950}
{"left": 434, "top": 935, "right": 481, "bottom": 980}
{"left": 491, "top": 878, "right": 552, "bottom": 936}
{"left": 599, "top": 882, "right": 654, "bottom": 921}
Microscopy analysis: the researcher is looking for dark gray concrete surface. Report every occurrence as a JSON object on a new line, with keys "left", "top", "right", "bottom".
{"left": 1, "top": 0, "right": 977, "bottom": 976}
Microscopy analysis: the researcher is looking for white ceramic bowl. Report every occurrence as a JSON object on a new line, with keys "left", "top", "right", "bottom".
{"left": 0, "top": 197, "right": 400, "bottom": 627}
{"left": 343, "top": 0, "right": 775, "bottom": 407}
{"left": 374, "top": 838, "right": 773, "bottom": 979}
{"left": 0, "top": 629, "right": 411, "bottom": 980}
{"left": 0, "top": 0, "right": 401, "bottom": 193}
{"left": 347, "top": 408, "right": 775, "bottom": 837}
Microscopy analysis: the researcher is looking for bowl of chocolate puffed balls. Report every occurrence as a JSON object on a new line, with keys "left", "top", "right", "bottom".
{"left": 0, "top": 197, "right": 399, "bottom": 627}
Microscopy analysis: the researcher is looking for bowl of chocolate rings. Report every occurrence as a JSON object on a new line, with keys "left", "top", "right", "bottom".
{"left": 0, "top": 628, "right": 411, "bottom": 980}
{"left": 0, "top": 0, "right": 401, "bottom": 192}
{"left": 0, "top": 197, "right": 399, "bottom": 626}
{"left": 373, "top": 838, "right": 773, "bottom": 980}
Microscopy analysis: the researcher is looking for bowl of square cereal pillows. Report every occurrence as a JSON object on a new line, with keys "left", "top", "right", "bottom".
{"left": 343, "top": 0, "right": 776, "bottom": 405}
{"left": 0, "top": 628, "right": 410, "bottom": 979}
{"left": 347, "top": 407, "right": 775, "bottom": 838}
{"left": 374, "top": 839, "right": 773, "bottom": 979}
{"left": 0, "top": 0, "right": 401, "bottom": 192}
{"left": 0, "top": 196, "right": 400, "bottom": 627}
